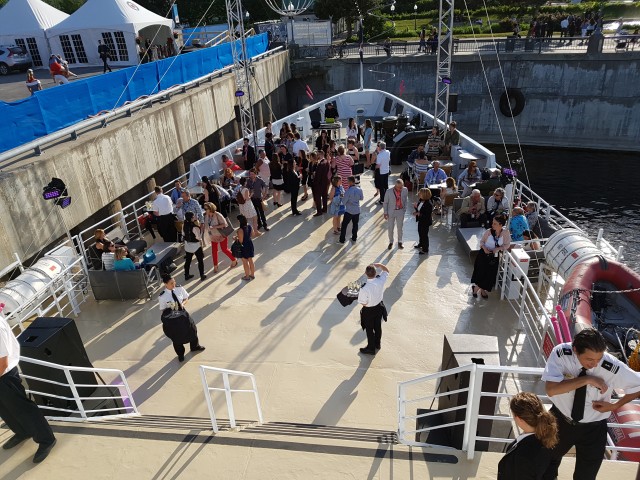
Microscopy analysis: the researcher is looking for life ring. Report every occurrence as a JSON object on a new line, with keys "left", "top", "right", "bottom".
{"left": 499, "top": 88, "right": 525, "bottom": 117}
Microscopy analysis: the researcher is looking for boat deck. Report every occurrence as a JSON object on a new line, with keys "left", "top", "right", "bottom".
{"left": 1, "top": 167, "right": 637, "bottom": 478}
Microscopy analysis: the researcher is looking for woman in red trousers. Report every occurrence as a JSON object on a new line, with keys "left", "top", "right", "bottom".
{"left": 204, "top": 203, "right": 237, "bottom": 273}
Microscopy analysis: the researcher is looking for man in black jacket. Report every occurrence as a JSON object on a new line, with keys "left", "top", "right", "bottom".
{"left": 98, "top": 40, "right": 112, "bottom": 73}
{"left": 242, "top": 138, "right": 256, "bottom": 170}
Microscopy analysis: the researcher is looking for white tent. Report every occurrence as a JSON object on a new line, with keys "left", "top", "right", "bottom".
{"left": 0, "top": 0, "right": 69, "bottom": 68}
{"left": 47, "top": 0, "right": 173, "bottom": 66}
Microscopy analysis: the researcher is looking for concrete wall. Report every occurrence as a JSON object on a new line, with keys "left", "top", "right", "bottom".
{"left": 0, "top": 51, "right": 290, "bottom": 268}
{"left": 290, "top": 52, "right": 640, "bottom": 151}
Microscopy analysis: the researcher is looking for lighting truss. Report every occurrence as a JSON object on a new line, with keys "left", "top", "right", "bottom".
{"left": 226, "top": 0, "right": 257, "bottom": 146}
{"left": 433, "top": 0, "right": 454, "bottom": 127}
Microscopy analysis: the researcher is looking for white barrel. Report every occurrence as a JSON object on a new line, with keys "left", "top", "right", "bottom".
{"left": 0, "top": 256, "right": 65, "bottom": 315}
{"left": 543, "top": 228, "right": 603, "bottom": 279}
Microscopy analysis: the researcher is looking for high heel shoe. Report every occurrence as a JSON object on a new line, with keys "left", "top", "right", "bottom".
{"left": 471, "top": 286, "right": 478, "bottom": 298}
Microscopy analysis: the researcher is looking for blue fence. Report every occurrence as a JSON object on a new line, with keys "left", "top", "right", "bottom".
{"left": 0, "top": 33, "right": 269, "bottom": 154}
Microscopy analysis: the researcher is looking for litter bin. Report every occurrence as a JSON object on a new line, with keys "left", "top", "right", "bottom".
{"left": 587, "top": 31, "right": 604, "bottom": 54}
{"left": 524, "top": 38, "right": 535, "bottom": 52}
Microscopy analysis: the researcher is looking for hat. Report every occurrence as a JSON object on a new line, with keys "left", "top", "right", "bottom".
{"left": 27, "top": 69, "right": 33, "bottom": 73}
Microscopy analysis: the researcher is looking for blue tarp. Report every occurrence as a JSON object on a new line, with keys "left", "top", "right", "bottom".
{"left": 0, "top": 33, "right": 269, "bottom": 154}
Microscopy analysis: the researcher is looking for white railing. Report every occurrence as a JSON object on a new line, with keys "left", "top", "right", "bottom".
{"left": 5, "top": 253, "right": 89, "bottom": 333}
{"left": 398, "top": 363, "right": 640, "bottom": 460}
{"left": 19, "top": 356, "right": 139, "bottom": 421}
{"left": 513, "top": 179, "right": 621, "bottom": 259}
{"left": 199, "top": 366, "right": 263, "bottom": 433}
{"left": 497, "top": 247, "right": 556, "bottom": 367}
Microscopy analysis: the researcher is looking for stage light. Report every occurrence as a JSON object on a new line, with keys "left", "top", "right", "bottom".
{"left": 43, "top": 188, "right": 62, "bottom": 199}
{"left": 441, "top": 76, "right": 452, "bottom": 85}
{"left": 59, "top": 197, "right": 72, "bottom": 209}
{"left": 42, "top": 178, "right": 71, "bottom": 209}
{"left": 235, "top": 90, "right": 245, "bottom": 97}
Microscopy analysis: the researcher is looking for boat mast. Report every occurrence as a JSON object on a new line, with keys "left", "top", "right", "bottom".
{"left": 433, "top": 0, "right": 454, "bottom": 127}
{"left": 226, "top": 0, "right": 258, "bottom": 147}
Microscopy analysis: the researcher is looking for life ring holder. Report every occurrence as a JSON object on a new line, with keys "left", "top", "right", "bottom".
{"left": 499, "top": 88, "right": 525, "bottom": 117}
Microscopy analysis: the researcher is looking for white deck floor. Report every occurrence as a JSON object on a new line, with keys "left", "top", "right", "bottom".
{"left": 2, "top": 167, "right": 637, "bottom": 478}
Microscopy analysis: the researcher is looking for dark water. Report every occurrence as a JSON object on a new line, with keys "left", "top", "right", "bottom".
{"left": 489, "top": 146, "right": 640, "bottom": 272}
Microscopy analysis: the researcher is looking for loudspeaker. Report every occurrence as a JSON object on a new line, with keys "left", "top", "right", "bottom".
{"left": 448, "top": 94, "right": 458, "bottom": 113}
{"left": 18, "top": 317, "right": 98, "bottom": 415}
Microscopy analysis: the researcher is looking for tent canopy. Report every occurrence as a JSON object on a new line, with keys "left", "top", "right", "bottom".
{"left": 48, "top": 0, "right": 173, "bottom": 36}
{"left": 0, "top": 0, "right": 68, "bottom": 38}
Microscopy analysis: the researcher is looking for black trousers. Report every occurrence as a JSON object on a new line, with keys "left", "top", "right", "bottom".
{"left": 184, "top": 247, "right": 204, "bottom": 277}
{"left": 290, "top": 185, "right": 300, "bottom": 214}
{"left": 173, "top": 334, "right": 200, "bottom": 357}
{"left": 418, "top": 222, "right": 430, "bottom": 252}
{"left": 0, "top": 367, "right": 55, "bottom": 445}
{"left": 339, "top": 212, "right": 360, "bottom": 242}
{"left": 361, "top": 306, "right": 383, "bottom": 350}
{"left": 101, "top": 55, "right": 112, "bottom": 73}
{"left": 251, "top": 198, "right": 268, "bottom": 228}
{"left": 158, "top": 214, "right": 177, "bottom": 242}
{"left": 377, "top": 172, "right": 389, "bottom": 202}
{"left": 313, "top": 186, "right": 328, "bottom": 214}
{"left": 543, "top": 407, "right": 608, "bottom": 480}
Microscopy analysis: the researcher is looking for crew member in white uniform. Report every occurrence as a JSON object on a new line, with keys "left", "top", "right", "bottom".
{"left": 357, "top": 263, "right": 389, "bottom": 355}
{"left": 152, "top": 186, "right": 177, "bottom": 242}
{"left": 542, "top": 328, "right": 640, "bottom": 480}
{"left": 0, "top": 314, "right": 56, "bottom": 462}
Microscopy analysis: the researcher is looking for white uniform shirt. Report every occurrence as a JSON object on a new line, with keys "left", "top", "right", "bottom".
{"left": 542, "top": 343, "right": 640, "bottom": 422}
{"left": 153, "top": 193, "right": 174, "bottom": 215}
{"left": 0, "top": 316, "right": 20, "bottom": 374}
{"left": 376, "top": 150, "right": 391, "bottom": 175}
{"left": 158, "top": 286, "right": 189, "bottom": 311}
{"left": 357, "top": 271, "right": 389, "bottom": 307}
{"left": 292, "top": 139, "right": 309, "bottom": 157}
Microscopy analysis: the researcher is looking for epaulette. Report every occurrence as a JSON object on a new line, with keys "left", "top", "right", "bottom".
{"left": 557, "top": 347, "right": 573, "bottom": 357}
{"left": 601, "top": 359, "right": 619, "bottom": 374}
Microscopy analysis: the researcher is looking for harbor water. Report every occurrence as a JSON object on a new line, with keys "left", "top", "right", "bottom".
{"left": 491, "top": 146, "right": 640, "bottom": 272}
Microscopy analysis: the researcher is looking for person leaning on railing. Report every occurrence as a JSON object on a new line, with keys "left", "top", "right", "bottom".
{"left": 0, "top": 313, "right": 57, "bottom": 463}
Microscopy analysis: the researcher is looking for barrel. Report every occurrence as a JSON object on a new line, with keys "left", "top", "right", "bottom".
{"left": 608, "top": 404, "right": 640, "bottom": 462}
{"left": 0, "top": 256, "right": 65, "bottom": 315}
{"left": 543, "top": 229, "right": 603, "bottom": 279}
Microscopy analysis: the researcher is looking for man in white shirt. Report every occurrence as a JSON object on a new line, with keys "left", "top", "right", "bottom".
{"left": 542, "top": 328, "right": 640, "bottom": 480}
{"left": 0, "top": 316, "right": 57, "bottom": 463}
{"left": 357, "top": 263, "right": 390, "bottom": 355}
{"left": 374, "top": 142, "right": 391, "bottom": 204}
{"left": 152, "top": 186, "right": 178, "bottom": 242}
{"left": 291, "top": 132, "right": 308, "bottom": 159}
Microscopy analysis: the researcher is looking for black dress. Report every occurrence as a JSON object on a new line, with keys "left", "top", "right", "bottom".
{"left": 470, "top": 229, "right": 503, "bottom": 292}
{"left": 416, "top": 200, "right": 433, "bottom": 252}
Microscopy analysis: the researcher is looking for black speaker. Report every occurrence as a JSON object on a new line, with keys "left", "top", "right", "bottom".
{"left": 18, "top": 317, "right": 98, "bottom": 415}
{"left": 448, "top": 94, "right": 458, "bottom": 113}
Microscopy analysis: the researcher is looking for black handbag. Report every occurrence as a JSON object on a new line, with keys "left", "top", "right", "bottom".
{"left": 231, "top": 239, "right": 243, "bottom": 258}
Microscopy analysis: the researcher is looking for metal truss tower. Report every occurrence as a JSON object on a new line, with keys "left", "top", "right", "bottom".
{"left": 226, "top": 0, "right": 257, "bottom": 146}
{"left": 433, "top": 0, "right": 455, "bottom": 127}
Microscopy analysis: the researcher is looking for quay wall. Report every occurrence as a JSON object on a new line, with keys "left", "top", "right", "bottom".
{"left": 0, "top": 51, "right": 290, "bottom": 269}
{"left": 290, "top": 52, "right": 640, "bottom": 152}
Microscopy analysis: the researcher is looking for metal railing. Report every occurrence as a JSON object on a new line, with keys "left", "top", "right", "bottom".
{"left": 19, "top": 356, "right": 139, "bottom": 421}
{"left": 292, "top": 35, "right": 639, "bottom": 59}
{"left": 497, "top": 246, "right": 555, "bottom": 367}
{"left": 398, "top": 363, "right": 640, "bottom": 460}
{"left": 512, "top": 178, "right": 621, "bottom": 259}
{"left": 4, "top": 252, "right": 89, "bottom": 333}
{"left": 0, "top": 47, "right": 283, "bottom": 171}
{"left": 199, "top": 366, "right": 263, "bottom": 433}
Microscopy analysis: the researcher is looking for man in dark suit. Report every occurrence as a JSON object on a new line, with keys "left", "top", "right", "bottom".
{"left": 242, "top": 138, "right": 256, "bottom": 170}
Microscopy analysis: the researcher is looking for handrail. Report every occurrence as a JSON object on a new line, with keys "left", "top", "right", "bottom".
{"left": 0, "top": 47, "right": 283, "bottom": 169}
{"left": 19, "top": 355, "right": 139, "bottom": 421}
{"left": 199, "top": 365, "right": 263, "bottom": 433}
{"left": 398, "top": 363, "right": 640, "bottom": 461}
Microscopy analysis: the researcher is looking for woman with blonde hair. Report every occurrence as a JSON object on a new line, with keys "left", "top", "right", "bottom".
{"left": 204, "top": 202, "right": 237, "bottom": 273}
{"left": 498, "top": 392, "right": 558, "bottom": 479}
{"left": 113, "top": 247, "right": 136, "bottom": 271}
{"left": 413, "top": 188, "right": 433, "bottom": 254}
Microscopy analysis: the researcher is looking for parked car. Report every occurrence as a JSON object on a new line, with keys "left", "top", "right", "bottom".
{"left": 0, "top": 46, "right": 33, "bottom": 75}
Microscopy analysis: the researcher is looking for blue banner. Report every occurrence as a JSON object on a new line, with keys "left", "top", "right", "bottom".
{"left": 0, "top": 33, "right": 269, "bottom": 153}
